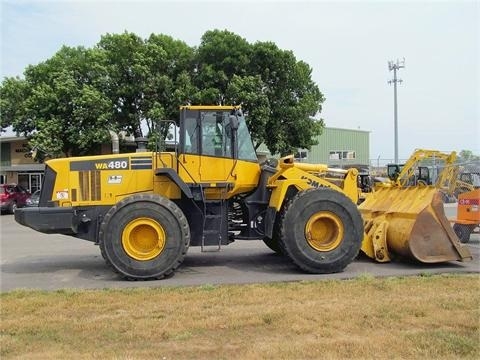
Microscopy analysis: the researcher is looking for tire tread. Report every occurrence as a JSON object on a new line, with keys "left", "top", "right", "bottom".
{"left": 98, "top": 194, "right": 190, "bottom": 280}
{"left": 278, "top": 188, "right": 363, "bottom": 274}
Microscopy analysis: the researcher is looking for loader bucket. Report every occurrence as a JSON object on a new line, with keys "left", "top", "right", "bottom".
{"left": 359, "top": 186, "right": 472, "bottom": 263}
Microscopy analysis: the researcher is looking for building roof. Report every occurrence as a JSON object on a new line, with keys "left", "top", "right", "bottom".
{"left": 1, "top": 164, "right": 45, "bottom": 171}
{"left": 0, "top": 136, "right": 27, "bottom": 143}
{"left": 324, "top": 126, "right": 371, "bottom": 134}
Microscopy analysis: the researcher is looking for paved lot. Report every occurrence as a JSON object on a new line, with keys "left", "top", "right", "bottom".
{"left": 1, "top": 204, "right": 478, "bottom": 292}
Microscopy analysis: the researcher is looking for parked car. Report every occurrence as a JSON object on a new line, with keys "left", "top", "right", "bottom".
{"left": 25, "top": 190, "right": 41, "bottom": 207}
{"left": 0, "top": 184, "right": 31, "bottom": 214}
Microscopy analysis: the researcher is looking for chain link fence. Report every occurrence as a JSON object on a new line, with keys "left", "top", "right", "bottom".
{"left": 368, "top": 158, "right": 480, "bottom": 202}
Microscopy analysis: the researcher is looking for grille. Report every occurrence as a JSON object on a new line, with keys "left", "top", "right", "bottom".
{"left": 79, "top": 171, "right": 101, "bottom": 201}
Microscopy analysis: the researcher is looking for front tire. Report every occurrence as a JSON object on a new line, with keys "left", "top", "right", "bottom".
{"left": 278, "top": 188, "right": 363, "bottom": 274}
{"left": 99, "top": 194, "right": 190, "bottom": 280}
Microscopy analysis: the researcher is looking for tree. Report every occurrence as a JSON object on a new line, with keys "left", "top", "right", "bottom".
{"left": 194, "top": 30, "right": 251, "bottom": 104}
{"left": 143, "top": 33, "right": 196, "bottom": 145}
{"left": 194, "top": 31, "right": 325, "bottom": 155}
{"left": 96, "top": 32, "right": 148, "bottom": 139}
{"left": 0, "top": 77, "right": 29, "bottom": 133}
{"left": 458, "top": 150, "right": 480, "bottom": 163}
{"left": 1, "top": 46, "right": 112, "bottom": 157}
{"left": 225, "top": 75, "right": 270, "bottom": 149}
{"left": 97, "top": 32, "right": 196, "bottom": 148}
{"left": 1, "top": 30, "right": 325, "bottom": 158}
{"left": 248, "top": 42, "right": 324, "bottom": 155}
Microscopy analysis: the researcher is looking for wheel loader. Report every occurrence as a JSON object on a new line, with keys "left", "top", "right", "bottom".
{"left": 360, "top": 149, "right": 472, "bottom": 263}
{"left": 14, "top": 106, "right": 471, "bottom": 279}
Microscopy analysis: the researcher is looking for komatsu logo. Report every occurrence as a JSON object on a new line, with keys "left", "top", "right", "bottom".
{"left": 301, "top": 175, "right": 320, "bottom": 188}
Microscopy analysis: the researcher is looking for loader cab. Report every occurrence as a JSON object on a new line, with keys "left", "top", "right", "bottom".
{"left": 416, "top": 166, "right": 431, "bottom": 185}
{"left": 176, "top": 106, "right": 260, "bottom": 196}
{"left": 387, "top": 163, "right": 431, "bottom": 186}
{"left": 459, "top": 172, "right": 480, "bottom": 188}
{"left": 179, "top": 106, "right": 257, "bottom": 161}
{"left": 387, "top": 164, "right": 403, "bottom": 182}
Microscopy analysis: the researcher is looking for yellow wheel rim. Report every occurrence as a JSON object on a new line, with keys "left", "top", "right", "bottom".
{"left": 122, "top": 217, "right": 166, "bottom": 261}
{"left": 305, "top": 212, "right": 344, "bottom": 252}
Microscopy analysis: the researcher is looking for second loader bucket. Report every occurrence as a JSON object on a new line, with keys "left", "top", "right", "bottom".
{"left": 359, "top": 186, "right": 472, "bottom": 263}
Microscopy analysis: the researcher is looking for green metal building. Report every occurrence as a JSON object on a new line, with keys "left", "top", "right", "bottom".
{"left": 308, "top": 127, "right": 370, "bottom": 167}
{"left": 258, "top": 127, "right": 370, "bottom": 168}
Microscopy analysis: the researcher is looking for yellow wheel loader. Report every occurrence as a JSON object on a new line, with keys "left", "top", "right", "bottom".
{"left": 360, "top": 149, "right": 472, "bottom": 263}
{"left": 14, "top": 106, "right": 471, "bottom": 279}
{"left": 15, "top": 106, "right": 364, "bottom": 279}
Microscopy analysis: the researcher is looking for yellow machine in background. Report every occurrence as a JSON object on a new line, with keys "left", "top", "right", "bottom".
{"left": 359, "top": 186, "right": 472, "bottom": 263}
{"left": 379, "top": 149, "right": 457, "bottom": 188}
{"left": 359, "top": 149, "right": 472, "bottom": 263}
{"left": 14, "top": 107, "right": 472, "bottom": 279}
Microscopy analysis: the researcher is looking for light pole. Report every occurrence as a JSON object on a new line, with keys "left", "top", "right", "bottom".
{"left": 388, "top": 58, "right": 405, "bottom": 164}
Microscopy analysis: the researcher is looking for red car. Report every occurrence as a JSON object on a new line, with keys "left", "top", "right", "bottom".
{"left": 0, "top": 184, "right": 31, "bottom": 214}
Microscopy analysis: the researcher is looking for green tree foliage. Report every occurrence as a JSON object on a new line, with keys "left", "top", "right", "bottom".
{"left": 457, "top": 150, "right": 480, "bottom": 163}
{"left": 0, "top": 77, "right": 29, "bottom": 133}
{"left": 196, "top": 30, "right": 324, "bottom": 155}
{"left": 0, "top": 30, "right": 324, "bottom": 157}
{"left": 97, "top": 32, "right": 196, "bottom": 148}
{"left": 97, "top": 33, "right": 147, "bottom": 138}
{"left": 2, "top": 46, "right": 112, "bottom": 157}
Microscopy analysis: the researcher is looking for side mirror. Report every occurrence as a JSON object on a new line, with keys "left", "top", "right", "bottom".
{"left": 229, "top": 115, "right": 239, "bottom": 130}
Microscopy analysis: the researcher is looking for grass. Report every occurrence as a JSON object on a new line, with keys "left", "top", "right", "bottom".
{"left": 1, "top": 274, "right": 479, "bottom": 359}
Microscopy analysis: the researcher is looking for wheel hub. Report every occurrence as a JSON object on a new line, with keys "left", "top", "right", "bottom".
{"left": 305, "top": 211, "right": 344, "bottom": 251}
{"left": 122, "top": 217, "right": 166, "bottom": 261}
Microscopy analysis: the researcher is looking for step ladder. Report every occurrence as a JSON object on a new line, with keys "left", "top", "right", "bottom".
{"left": 201, "top": 191, "right": 227, "bottom": 252}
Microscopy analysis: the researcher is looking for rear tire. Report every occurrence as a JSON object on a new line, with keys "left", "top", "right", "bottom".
{"left": 453, "top": 223, "right": 472, "bottom": 243}
{"left": 99, "top": 194, "right": 190, "bottom": 280}
{"left": 278, "top": 188, "right": 363, "bottom": 274}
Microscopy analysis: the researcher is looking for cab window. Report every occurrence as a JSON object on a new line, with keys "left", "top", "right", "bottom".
{"left": 200, "top": 112, "right": 232, "bottom": 157}
{"left": 181, "top": 108, "right": 257, "bottom": 162}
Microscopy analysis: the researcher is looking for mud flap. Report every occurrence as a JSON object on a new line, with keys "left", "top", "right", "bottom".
{"left": 359, "top": 186, "right": 472, "bottom": 263}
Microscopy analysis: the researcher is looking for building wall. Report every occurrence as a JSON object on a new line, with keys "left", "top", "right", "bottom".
{"left": 10, "top": 141, "right": 35, "bottom": 165}
{"left": 257, "top": 127, "right": 370, "bottom": 167}
{"left": 0, "top": 137, "right": 45, "bottom": 191}
{"left": 309, "top": 127, "right": 370, "bottom": 167}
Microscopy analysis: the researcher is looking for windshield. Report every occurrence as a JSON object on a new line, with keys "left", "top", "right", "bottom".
{"left": 387, "top": 164, "right": 403, "bottom": 180}
{"left": 181, "top": 108, "right": 257, "bottom": 162}
{"left": 236, "top": 115, "right": 257, "bottom": 161}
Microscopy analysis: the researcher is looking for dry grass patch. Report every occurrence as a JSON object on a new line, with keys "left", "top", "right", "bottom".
{"left": 1, "top": 274, "right": 479, "bottom": 359}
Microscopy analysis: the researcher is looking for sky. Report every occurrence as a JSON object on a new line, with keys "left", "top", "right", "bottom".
{"left": 1, "top": 0, "right": 479, "bottom": 162}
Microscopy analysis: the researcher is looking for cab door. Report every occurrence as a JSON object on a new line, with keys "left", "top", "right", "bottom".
{"left": 178, "top": 109, "right": 235, "bottom": 185}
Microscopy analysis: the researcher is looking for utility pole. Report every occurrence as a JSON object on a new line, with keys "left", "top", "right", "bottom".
{"left": 388, "top": 58, "right": 405, "bottom": 164}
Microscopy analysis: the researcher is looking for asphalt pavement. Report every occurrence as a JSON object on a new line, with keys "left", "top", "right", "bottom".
{"left": 1, "top": 204, "right": 478, "bottom": 292}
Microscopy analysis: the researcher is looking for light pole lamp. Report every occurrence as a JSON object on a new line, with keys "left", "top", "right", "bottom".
{"left": 388, "top": 58, "right": 405, "bottom": 164}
